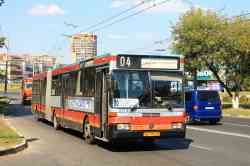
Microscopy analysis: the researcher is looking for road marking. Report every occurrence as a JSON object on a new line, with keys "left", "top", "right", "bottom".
{"left": 223, "top": 122, "right": 250, "bottom": 128}
{"left": 187, "top": 126, "right": 250, "bottom": 139}
{"left": 191, "top": 144, "right": 213, "bottom": 151}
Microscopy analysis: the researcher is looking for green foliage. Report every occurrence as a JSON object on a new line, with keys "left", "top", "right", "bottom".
{"left": 172, "top": 8, "right": 250, "bottom": 97}
{"left": 239, "top": 95, "right": 250, "bottom": 104}
{"left": 0, "top": 0, "right": 4, "bottom": 6}
{"left": 222, "top": 96, "right": 232, "bottom": 103}
{"left": 0, "top": 37, "right": 6, "bottom": 48}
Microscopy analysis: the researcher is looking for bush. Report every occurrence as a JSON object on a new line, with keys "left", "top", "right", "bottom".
{"left": 239, "top": 95, "right": 250, "bottom": 104}
{"left": 222, "top": 96, "right": 232, "bottom": 103}
{"left": 0, "top": 96, "right": 10, "bottom": 114}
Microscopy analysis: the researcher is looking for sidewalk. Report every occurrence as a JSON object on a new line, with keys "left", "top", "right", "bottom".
{"left": 223, "top": 108, "right": 250, "bottom": 119}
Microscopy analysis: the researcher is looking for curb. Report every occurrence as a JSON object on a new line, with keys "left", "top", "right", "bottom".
{"left": 223, "top": 114, "right": 250, "bottom": 119}
{"left": 0, "top": 139, "right": 28, "bottom": 156}
{"left": 0, "top": 117, "right": 28, "bottom": 156}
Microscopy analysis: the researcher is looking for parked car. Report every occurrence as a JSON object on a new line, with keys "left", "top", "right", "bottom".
{"left": 185, "top": 90, "right": 222, "bottom": 124}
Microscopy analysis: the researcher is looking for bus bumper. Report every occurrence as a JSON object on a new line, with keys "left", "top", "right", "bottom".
{"left": 108, "top": 126, "right": 186, "bottom": 140}
{"left": 192, "top": 115, "right": 222, "bottom": 122}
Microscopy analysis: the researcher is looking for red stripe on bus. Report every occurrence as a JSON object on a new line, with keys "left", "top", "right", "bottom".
{"left": 94, "top": 55, "right": 117, "bottom": 65}
{"left": 54, "top": 108, "right": 101, "bottom": 127}
{"left": 32, "top": 103, "right": 46, "bottom": 112}
{"left": 33, "top": 72, "right": 47, "bottom": 80}
{"left": 52, "top": 64, "right": 80, "bottom": 76}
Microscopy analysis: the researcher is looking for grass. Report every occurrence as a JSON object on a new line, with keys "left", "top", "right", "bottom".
{"left": 0, "top": 83, "right": 21, "bottom": 93}
{"left": 223, "top": 108, "right": 250, "bottom": 118}
{"left": 0, "top": 117, "right": 23, "bottom": 148}
{"left": 0, "top": 96, "right": 10, "bottom": 114}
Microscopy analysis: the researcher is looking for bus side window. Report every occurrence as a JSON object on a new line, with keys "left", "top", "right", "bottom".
{"left": 63, "top": 72, "right": 77, "bottom": 97}
{"left": 81, "top": 67, "right": 95, "bottom": 97}
{"left": 75, "top": 71, "right": 82, "bottom": 96}
{"left": 51, "top": 76, "right": 61, "bottom": 96}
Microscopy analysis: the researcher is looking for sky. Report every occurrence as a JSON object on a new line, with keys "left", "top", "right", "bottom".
{"left": 0, "top": 0, "right": 249, "bottom": 64}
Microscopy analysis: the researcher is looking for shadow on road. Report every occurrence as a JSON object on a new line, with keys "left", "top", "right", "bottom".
{"left": 98, "top": 138, "right": 192, "bottom": 152}
{"left": 187, "top": 121, "right": 223, "bottom": 126}
{"left": 26, "top": 138, "right": 40, "bottom": 143}
{"left": 38, "top": 119, "right": 193, "bottom": 152}
{"left": 5, "top": 103, "right": 33, "bottom": 118}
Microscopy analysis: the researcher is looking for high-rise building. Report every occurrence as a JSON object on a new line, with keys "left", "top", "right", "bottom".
{"left": 71, "top": 34, "right": 97, "bottom": 63}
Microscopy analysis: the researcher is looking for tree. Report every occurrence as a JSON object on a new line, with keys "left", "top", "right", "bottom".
{"left": 0, "top": 0, "right": 4, "bottom": 6}
{"left": 172, "top": 8, "right": 250, "bottom": 108}
{"left": 0, "top": 37, "right": 6, "bottom": 48}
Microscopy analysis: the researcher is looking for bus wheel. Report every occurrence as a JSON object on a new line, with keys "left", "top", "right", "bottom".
{"left": 84, "top": 119, "right": 95, "bottom": 144}
{"left": 53, "top": 115, "right": 60, "bottom": 130}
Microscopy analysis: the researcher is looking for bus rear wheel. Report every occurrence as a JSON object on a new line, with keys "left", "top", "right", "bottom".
{"left": 83, "top": 119, "right": 95, "bottom": 144}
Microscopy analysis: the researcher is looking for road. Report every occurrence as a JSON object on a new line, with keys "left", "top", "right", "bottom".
{"left": 1, "top": 95, "right": 250, "bottom": 166}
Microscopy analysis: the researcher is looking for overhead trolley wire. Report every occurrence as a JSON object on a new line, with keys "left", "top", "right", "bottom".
{"left": 89, "top": 0, "right": 171, "bottom": 33}
{"left": 76, "top": 0, "right": 154, "bottom": 34}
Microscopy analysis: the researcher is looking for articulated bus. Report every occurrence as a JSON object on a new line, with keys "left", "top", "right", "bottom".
{"left": 32, "top": 54, "right": 186, "bottom": 144}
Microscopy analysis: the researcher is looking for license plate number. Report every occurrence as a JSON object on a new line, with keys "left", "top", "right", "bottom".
{"left": 143, "top": 132, "right": 160, "bottom": 137}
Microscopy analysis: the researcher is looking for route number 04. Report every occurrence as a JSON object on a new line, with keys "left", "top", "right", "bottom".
{"left": 120, "top": 56, "right": 131, "bottom": 67}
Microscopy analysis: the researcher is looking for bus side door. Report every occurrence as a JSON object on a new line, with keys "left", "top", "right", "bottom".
{"left": 95, "top": 69, "right": 109, "bottom": 138}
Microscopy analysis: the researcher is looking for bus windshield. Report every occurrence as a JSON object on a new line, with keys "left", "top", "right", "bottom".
{"left": 25, "top": 83, "right": 32, "bottom": 89}
{"left": 111, "top": 70, "right": 183, "bottom": 109}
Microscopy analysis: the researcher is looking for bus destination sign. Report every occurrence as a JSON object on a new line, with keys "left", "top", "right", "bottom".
{"left": 117, "top": 55, "right": 179, "bottom": 70}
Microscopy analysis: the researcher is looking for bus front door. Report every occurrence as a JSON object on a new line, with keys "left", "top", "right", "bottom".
{"left": 95, "top": 69, "right": 108, "bottom": 138}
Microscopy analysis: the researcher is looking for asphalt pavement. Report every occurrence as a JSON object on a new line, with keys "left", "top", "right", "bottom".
{"left": 0, "top": 94, "right": 250, "bottom": 166}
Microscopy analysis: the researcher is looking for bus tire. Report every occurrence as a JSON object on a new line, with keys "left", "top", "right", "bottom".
{"left": 83, "top": 119, "right": 95, "bottom": 144}
{"left": 53, "top": 115, "right": 60, "bottom": 130}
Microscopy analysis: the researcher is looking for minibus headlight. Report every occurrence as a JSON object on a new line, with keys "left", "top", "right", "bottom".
{"left": 172, "top": 123, "right": 183, "bottom": 129}
{"left": 116, "top": 124, "right": 130, "bottom": 130}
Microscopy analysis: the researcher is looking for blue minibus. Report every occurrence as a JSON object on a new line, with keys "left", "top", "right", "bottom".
{"left": 185, "top": 90, "right": 222, "bottom": 124}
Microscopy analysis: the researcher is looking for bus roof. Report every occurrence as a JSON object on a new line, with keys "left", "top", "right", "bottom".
{"left": 33, "top": 54, "right": 183, "bottom": 80}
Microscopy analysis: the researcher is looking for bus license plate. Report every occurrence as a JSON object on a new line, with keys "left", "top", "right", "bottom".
{"left": 143, "top": 132, "right": 160, "bottom": 137}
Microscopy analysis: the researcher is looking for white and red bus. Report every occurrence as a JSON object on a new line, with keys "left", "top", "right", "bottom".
{"left": 32, "top": 54, "right": 186, "bottom": 144}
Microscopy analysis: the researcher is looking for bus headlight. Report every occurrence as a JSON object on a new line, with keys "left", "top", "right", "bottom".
{"left": 172, "top": 123, "right": 183, "bottom": 129}
{"left": 116, "top": 124, "right": 130, "bottom": 130}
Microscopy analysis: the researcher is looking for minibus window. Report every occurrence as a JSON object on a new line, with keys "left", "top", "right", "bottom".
{"left": 198, "top": 91, "right": 220, "bottom": 102}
